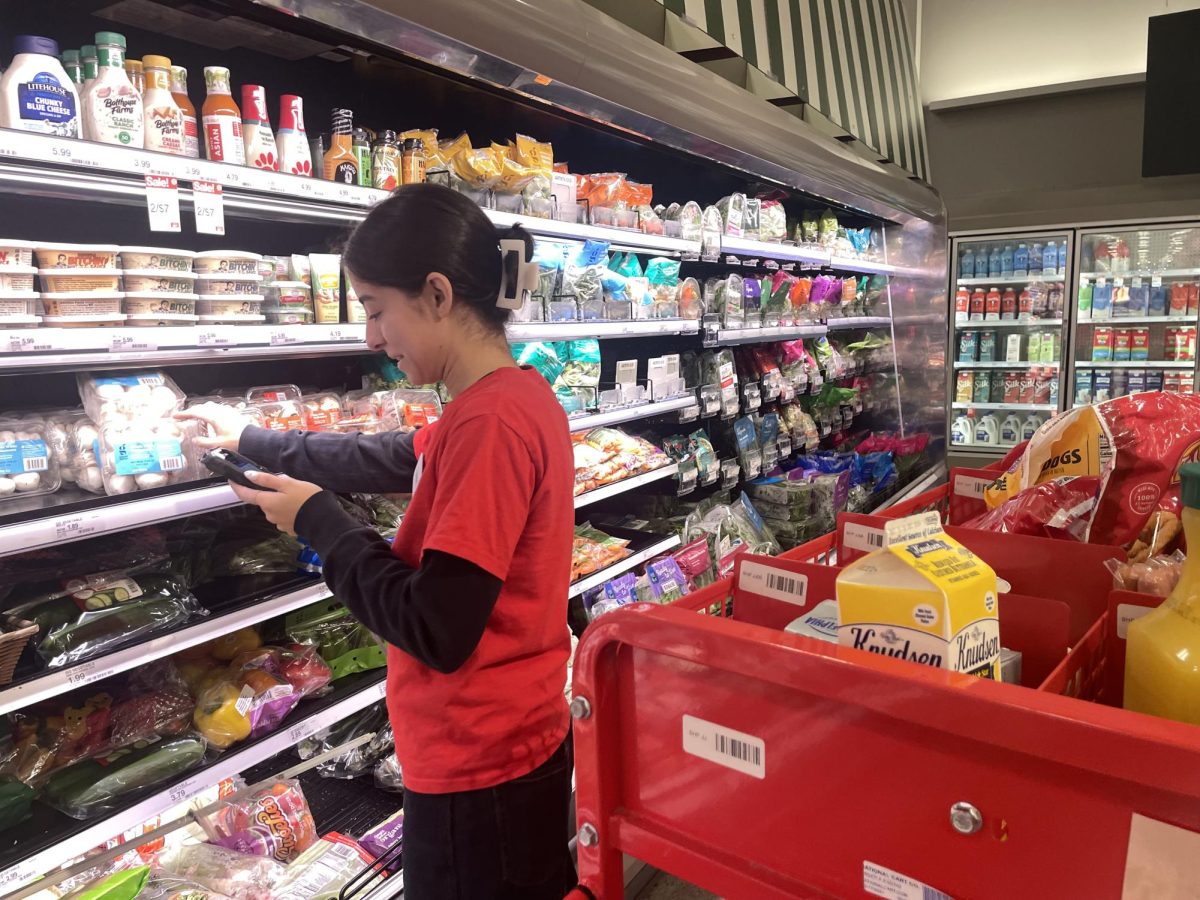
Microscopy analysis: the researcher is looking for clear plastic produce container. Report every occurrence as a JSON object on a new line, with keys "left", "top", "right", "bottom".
{"left": 246, "top": 384, "right": 304, "bottom": 432}
{"left": 0, "top": 417, "right": 62, "bottom": 501}
{"left": 79, "top": 371, "right": 187, "bottom": 426}
{"left": 300, "top": 392, "right": 346, "bottom": 431}
{"left": 95, "top": 417, "right": 202, "bottom": 495}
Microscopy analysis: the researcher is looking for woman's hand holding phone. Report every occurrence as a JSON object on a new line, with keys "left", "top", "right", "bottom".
{"left": 230, "top": 471, "right": 324, "bottom": 536}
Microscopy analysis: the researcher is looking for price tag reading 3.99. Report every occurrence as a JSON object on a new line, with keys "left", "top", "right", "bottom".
{"left": 144, "top": 174, "right": 181, "bottom": 233}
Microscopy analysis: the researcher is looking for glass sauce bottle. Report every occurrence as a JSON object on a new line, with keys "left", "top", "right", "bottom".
{"left": 169, "top": 66, "right": 199, "bottom": 159}
{"left": 323, "top": 108, "right": 357, "bottom": 184}
{"left": 201, "top": 66, "right": 244, "bottom": 165}
{"left": 141, "top": 55, "right": 184, "bottom": 156}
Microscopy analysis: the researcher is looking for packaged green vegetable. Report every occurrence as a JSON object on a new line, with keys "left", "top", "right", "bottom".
{"left": 677, "top": 201, "right": 703, "bottom": 242}
{"left": 612, "top": 252, "right": 643, "bottom": 279}
{"left": 513, "top": 342, "right": 565, "bottom": 384}
{"left": 0, "top": 776, "right": 33, "bottom": 832}
{"left": 558, "top": 340, "right": 601, "bottom": 388}
{"left": 716, "top": 194, "right": 747, "bottom": 237}
{"left": 818, "top": 208, "right": 839, "bottom": 248}
{"left": 760, "top": 200, "right": 788, "bottom": 243}
{"left": 801, "top": 211, "right": 819, "bottom": 244}
{"left": 645, "top": 257, "right": 680, "bottom": 285}
{"left": 72, "top": 867, "right": 150, "bottom": 900}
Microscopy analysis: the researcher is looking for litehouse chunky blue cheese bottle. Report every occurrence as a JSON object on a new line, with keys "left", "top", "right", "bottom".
{"left": 0, "top": 35, "right": 81, "bottom": 138}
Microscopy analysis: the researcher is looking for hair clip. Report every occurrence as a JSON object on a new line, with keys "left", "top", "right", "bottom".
{"left": 497, "top": 238, "right": 538, "bottom": 310}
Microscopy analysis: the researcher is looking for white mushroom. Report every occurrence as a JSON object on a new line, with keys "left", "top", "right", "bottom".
{"left": 135, "top": 472, "right": 170, "bottom": 489}
{"left": 59, "top": 466, "right": 77, "bottom": 483}
{"left": 95, "top": 382, "right": 126, "bottom": 401}
{"left": 79, "top": 466, "right": 104, "bottom": 493}
{"left": 12, "top": 472, "right": 40, "bottom": 492}
{"left": 106, "top": 474, "right": 135, "bottom": 494}
{"left": 0, "top": 477, "right": 14, "bottom": 496}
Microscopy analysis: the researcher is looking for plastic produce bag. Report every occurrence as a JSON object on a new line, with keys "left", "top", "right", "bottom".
{"left": 273, "top": 833, "right": 377, "bottom": 900}
{"left": 198, "top": 778, "right": 318, "bottom": 863}
{"left": 296, "top": 701, "right": 392, "bottom": 779}
{"left": 137, "top": 875, "right": 235, "bottom": 900}
{"left": 42, "top": 735, "right": 207, "bottom": 819}
{"left": 285, "top": 601, "right": 385, "bottom": 679}
{"left": 374, "top": 753, "right": 404, "bottom": 793}
{"left": 155, "top": 843, "right": 286, "bottom": 900}
{"left": 68, "top": 866, "right": 150, "bottom": 900}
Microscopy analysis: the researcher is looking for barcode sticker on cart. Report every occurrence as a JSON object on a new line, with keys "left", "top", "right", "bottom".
{"left": 682, "top": 714, "right": 765, "bottom": 779}
{"left": 1117, "top": 603, "right": 1155, "bottom": 640}
{"left": 738, "top": 560, "right": 808, "bottom": 606}
{"left": 953, "top": 474, "right": 992, "bottom": 499}
{"left": 843, "top": 522, "right": 886, "bottom": 553}
{"left": 863, "top": 861, "right": 953, "bottom": 900}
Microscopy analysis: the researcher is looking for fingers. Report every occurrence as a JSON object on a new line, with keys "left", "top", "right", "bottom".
{"left": 244, "top": 470, "right": 287, "bottom": 491}
{"left": 230, "top": 481, "right": 264, "bottom": 506}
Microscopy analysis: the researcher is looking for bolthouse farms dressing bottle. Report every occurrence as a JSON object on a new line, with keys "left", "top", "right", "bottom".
{"left": 170, "top": 66, "right": 199, "bottom": 159}
{"left": 141, "top": 55, "right": 184, "bottom": 155}
{"left": 82, "top": 32, "right": 142, "bottom": 147}
{"left": 201, "top": 66, "right": 244, "bottom": 165}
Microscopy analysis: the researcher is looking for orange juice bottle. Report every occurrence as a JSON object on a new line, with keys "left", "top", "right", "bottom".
{"left": 1125, "top": 462, "right": 1200, "bottom": 724}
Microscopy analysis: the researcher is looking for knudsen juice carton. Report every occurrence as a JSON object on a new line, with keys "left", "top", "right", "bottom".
{"left": 836, "top": 512, "right": 1001, "bottom": 679}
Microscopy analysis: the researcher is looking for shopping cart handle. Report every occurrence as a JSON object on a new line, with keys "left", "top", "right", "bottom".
{"left": 563, "top": 887, "right": 598, "bottom": 900}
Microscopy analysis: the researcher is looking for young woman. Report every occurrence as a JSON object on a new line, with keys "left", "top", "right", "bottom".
{"left": 182, "top": 184, "right": 576, "bottom": 899}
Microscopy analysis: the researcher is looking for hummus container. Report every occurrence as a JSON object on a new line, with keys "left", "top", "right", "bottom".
{"left": 35, "top": 244, "right": 119, "bottom": 269}
{"left": 39, "top": 268, "right": 123, "bottom": 293}
{"left": 41, "top": 292, "right": 124, "bottom": 317}
{"left": 0, "top": 292, "right": 41, "bottom": 327}
{"left": 198, "top": 313, "right": 265, "bottom": 325}
{"left": 0, "top": 240, "right": 36, "bottom": 268}
{"left": 127, "top": 313, "right": 200, "bottom": 326}
{"left": 122, "top": 270, "right": 197, "bottom": 294}
{"left": 124, "top": 292, "right": 198, "bottom": 316}
{"left": 196, "top": 274, "right": 264, "bottom": 296}
{"left": 256, "top": 258, "right": 277, "bottom": 281}
{"left": 266, "top": 308, "right": 314, "bottom": 325}
{"left": 263, "top": 281, "right": 312, "bottom": 308}
{"left": 193, "top": 251, "right": 262, "bottom": 275}
{"left": 42, "top": 314, "right": 128, "bottom": 328}
{"left": 118, "top": 247, "right": 195, "bottom": 272}
{"left": 0, "top": 266, "right": 37, "bottom": 293}
{"left": 197, "top": 294, "right": 264, "bottom": 317}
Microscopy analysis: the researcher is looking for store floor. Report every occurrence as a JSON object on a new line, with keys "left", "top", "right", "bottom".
{"left": 636, "top": 873, "right": 719, "bottom": 899}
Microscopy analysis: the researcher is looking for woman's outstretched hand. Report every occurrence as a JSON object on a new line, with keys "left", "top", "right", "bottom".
{"left": 175, "top": 401, "right": 251, "bottom": 451}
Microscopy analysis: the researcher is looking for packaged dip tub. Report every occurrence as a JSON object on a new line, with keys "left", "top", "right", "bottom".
{"left": 196, "top": 274, "right": 264, "bottom": 296}
{"left": 122, "top": 270, "right": 197, "bottom": 294}
{"left": 0, "top": 267, "right": 36, "bottom": 293}
{"left": 266, "top": 309, "right": 313, "bottom": 325}
{"left": 263, "top": 281, "right": 312, "bottom": 309}
{"left": 0, "top": 293, "right": 40, "bottom": 326}
{"left": 197, "top": 295, "right": 264, "bottom": 318}
{"left": 0, "top": 419, "right": 62, "bottom": 501}
{"left": 125, "top": 292, "right": 198, "bottom": 316}
{"left": 193, "top": 251, "right": 262, "bottom": 275}
{"left": 42, "top": 314, "right": 127, "bottom": 328}
{"left": 35, "top": 244, "right": 119, "bottom": 269}
{"left": 0, "top": 240, "right": 36, "bottom": 268}
{"left": 118, "top": 247, "right": 195, "bottom": 272}
{"left": 39, "top": 268, "right": 123, "bottom": 293}
{"left": 41, "top": 292, "right": 125, "bottom": 318}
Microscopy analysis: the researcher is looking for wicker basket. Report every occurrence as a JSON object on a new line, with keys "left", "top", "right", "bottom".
{"left": 0, "top": 619, "right": 38, "bottom": 686}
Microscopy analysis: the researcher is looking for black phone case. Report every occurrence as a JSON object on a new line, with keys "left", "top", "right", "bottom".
{"left": 200, "top": 449, "right": 277, "bottom": 491}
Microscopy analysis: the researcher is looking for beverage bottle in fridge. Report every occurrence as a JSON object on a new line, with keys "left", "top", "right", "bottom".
{"left": 1114, "top": 238, "right": 1131, "bottom": 274}
{"left": 1018, "top": 288, "right": 1033, "bottom": 321}
{"left": 1048, "top": 281, "right": 1064, "bottom": 316}
{"left": 1029, "top": 242, "right": 1044, "bottom": 275}
{"left": 984, "top": 286, "right": 1001, "bottom": 320}
{"left": 951, "top": 413, "right": 974, "bottom": 446}
{"left": 1000, "top": 287, "right": 1016, "bottom": 320}
{"left": 1014, "top": 243, "right": 1029, "bottom": 277}
{"left": 1058, "top": 240, "right": 1068, "bottom": 274}
{"left": 969, "top": 288, "right": 985, "bottom": 321}
{"left": 954, "top": 286, "right": 970, "bottom": 322}
{"left": 1000, "top": 414, "right": 1022, "bottom": 446}
{"left": 1001, "top": 243, "right": 1014, "bottom": 278}
{"left": 975, "top": 246, "right": 990, "bottom": 278}
{"left": 81, "top": 44, "right": 98, "bottom": 91}
{"left": 202, "top": 66, "right": 244, "bottom": 164}
{"left": 960, "top": 246, "right": 975, "bottom": 279}
{"left": 1125, "top": 463, "right": 1200, "bottom": 725}
{"left": 989, "top": 244, "right": 1003, "bottom": 278}
{"left": 1042, "top": 240, "right": 1057, "bottom": 275}
{"left": 1094, "top": 241, "right": 1111, "bottom": 273}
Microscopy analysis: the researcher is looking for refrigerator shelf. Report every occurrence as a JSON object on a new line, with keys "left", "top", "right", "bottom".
{"left": 955, "top": 318, "right": 1064, "bottom": 329}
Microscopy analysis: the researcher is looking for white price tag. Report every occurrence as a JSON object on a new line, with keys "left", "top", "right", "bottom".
{"left": 110, "top": 333, "right": 156, "bottom": 353}
{"left": 7, "top": 333, "right": 52, "bottom": 353}
{"left": 374, "top": 680, "right": 387, "bottom": 700}
{"left": 65, "top": 660, "right": 100, "bottom": 687}
{"left": 738, "top": 560, "right": 808, "bottom": 606}
{"left": 0, "top": 861, "right": 37, "bottom": 891}
{"left": 1132, "top": 277, "right": 1143, "bottom": 289}
{"left": 51, "top": 512, "right": 105, "bottom": 542}
{"left": 1117, "top": 603, "right": 1155, "bottom": 640}
{"left": 953, "top": 474, "right": 993, "bottom": 499}
{"left": 192, "top": 179, "right": 225, "bottom": 235}
{"left": 144, "top": 174, "right": 181, "bottom": 232}
{"left": 682, "top": 714, "right": 765, "bottom": 779}
{"left": 269, "top": 329, "right": 300, "bottom": 346}
{"left": 1152, "top": 275, "right": 1163, "bottom": 287}
{"left": 167, "top": 777, "right": 199, "bottom": 806}
{"left": 196, "top": 326, "right": 234, "bottom": 347}
{"left": 288, "top": 721, "right": 315, "bottom": 743}
{"left": 326, "top": 328, "right": 356, "bottom": 342}
{"left": 1114, "top": 277, "right": 1125, "bottom": 287}
{"left": 843, "top": 522, "right": 885, "bottom": 553}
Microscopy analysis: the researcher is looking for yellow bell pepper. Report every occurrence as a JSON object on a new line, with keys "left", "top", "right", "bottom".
{"left": 192, "top": 680, "right": 252, "bottom": 749}
{"left": 209, "top": 627, "right": 262, "bottom": 662}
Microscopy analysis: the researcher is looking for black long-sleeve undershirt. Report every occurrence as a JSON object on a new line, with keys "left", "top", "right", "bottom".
{"left": 243, "top": 428, "right": 501, "bottom": 675}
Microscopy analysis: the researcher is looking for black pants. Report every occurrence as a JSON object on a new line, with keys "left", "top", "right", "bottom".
{"left": 402, "top": 736, "right": 577, "bottom": 900}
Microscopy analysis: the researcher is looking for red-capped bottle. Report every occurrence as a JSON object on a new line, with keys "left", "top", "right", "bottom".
{"left": 277, "top": 94, "right": 312, "bottom": 177}
{"left": 241, "top": 84, "right": 278, "bottom": 170}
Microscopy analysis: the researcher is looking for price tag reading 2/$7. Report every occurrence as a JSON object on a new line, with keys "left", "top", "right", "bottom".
{"left": 144, "top": 174, "right": 181, "bottom": 232}
{"left": 192, "top": 179, "right": 225, "bottom": 236}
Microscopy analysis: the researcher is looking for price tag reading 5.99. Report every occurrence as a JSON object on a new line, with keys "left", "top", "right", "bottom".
{"left": 145, "top": 174, "right": 181, "bottom": 232}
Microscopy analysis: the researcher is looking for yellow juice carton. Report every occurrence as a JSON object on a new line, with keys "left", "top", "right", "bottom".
{"left": 836, "top": 512, "right": 1001, "bottom": 678}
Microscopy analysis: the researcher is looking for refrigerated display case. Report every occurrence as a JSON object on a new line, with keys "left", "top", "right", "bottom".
{"left": 948, "top": 229, "right": 1073, "bottom": 460}
{"left": 1069, "top": 222, "right": 1200, "bottom": 407}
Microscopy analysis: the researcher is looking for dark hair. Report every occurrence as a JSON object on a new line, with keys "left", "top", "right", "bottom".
{"left": 343, "top": 183, "right": 533, "bottom": 335}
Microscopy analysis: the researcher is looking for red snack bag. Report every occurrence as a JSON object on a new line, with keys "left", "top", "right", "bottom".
{"left": 200, "top": 777, "right": 318, "bottom": 863}
{"left": 965, "top": 476, "right": 1100, "bottom": 542}
{"left": 984, "top": 392, "right": 1200, "bottom": 549}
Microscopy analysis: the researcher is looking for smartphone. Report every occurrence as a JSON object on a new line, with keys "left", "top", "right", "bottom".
{"left": 201, "top": 448, "right": 277, "bottom": 491}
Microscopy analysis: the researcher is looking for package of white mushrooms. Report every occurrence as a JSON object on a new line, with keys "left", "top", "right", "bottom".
{"left": 0, "top": 416, "right": 62, "bottom": 500}
{"left": 76, "top": 372, "right": 202, "bottom": 495}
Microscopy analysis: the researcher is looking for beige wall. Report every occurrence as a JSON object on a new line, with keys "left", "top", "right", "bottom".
{"left": 926, "top": 82, "right": 1200, "bottom": 232}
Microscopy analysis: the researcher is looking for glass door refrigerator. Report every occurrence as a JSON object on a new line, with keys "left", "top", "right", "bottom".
{"left": 948, "top": 229, "right": 1073, "bottom": 460}
{"left": 1069, "top": 222, "right": 1200, "bottom": 409}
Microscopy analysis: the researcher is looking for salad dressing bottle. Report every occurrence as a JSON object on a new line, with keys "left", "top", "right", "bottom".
{"left": 80, "top": 44, "right": 98, "bottom": 91}
{"left": 61, "top": 50, "right": 83, "bottom": 86}
{"left": 83, "top": 32, "right": 142, "bottom": 147}
{"left": 169, "top": 66, "right": 199, "bottom": 159}
{"left": 141, "top": 55, "right": 184, "bottom": 155}
{"left": 0, "top": 35, "right": 80, "bottom": 137}
{"left": 275, "top": 94, "right": 312, "bottom": 176}
{"left": 201, "top": 66, "right": 244, "bottom": 165}
{"left": 1125, "top": 464, "right": 1200, "bottom": 724}
{"left": 123, "top": 58, "right": 144, "bottom": 96}
{"left": 241, "top": 84, "right": 279, "bottom": 170}
{"left": 323, "top": 108, "right": 358, "bottom": 184}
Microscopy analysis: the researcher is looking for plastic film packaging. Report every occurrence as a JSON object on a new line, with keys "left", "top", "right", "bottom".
{"left": 198, "top": 777, "right": 318, "bottom": 863}
{"left": 155, "top": 842, "right": 286, "bottom": 900}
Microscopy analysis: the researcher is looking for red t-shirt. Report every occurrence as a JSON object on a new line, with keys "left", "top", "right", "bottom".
{"left": 387, "top": 366, "right": 574, "bottom": 793}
